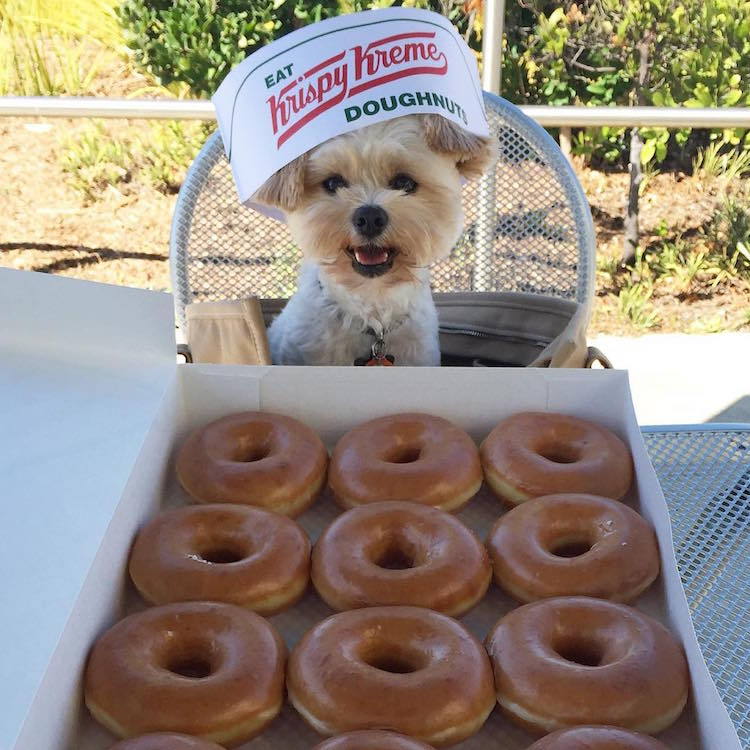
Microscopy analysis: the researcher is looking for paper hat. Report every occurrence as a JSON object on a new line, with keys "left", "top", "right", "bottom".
{"left": 212, "top": 8, "right": 489, "bottom": 214}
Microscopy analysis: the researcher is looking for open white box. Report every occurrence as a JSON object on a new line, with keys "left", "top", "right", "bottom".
{"left": 0, "top": 268, "right": 741, "bottom": 750}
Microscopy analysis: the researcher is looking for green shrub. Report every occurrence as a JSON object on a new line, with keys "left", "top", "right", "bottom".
{"left": 117, "top": 0, "right": 340, "bottom": 98}
{"left": 501, "top": 0, "right": 750, "bottom": 167}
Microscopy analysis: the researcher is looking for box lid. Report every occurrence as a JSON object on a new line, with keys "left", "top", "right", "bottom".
{"left": 0, "top": 269, "right": 175, "bottom": 748}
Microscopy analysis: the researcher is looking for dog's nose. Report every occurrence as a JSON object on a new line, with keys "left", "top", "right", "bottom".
{"left": 352, "top": 205, "right": 389, "bottom": 239}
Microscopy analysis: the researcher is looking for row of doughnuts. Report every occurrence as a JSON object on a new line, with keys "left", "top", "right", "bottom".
{"left": 87, "top": 599, "right": 687, "bottom": 747}
{"left": 128, "top": 494, "right": 658, "bottom": 616}
{"left": 128, "top": 409, "right": 650, "bottom": 616}
{"left": 175, "top": 410, "right": 634, "bottom": 514}
{"left": 84, "top": 409, "right": 684, "bottom": 749}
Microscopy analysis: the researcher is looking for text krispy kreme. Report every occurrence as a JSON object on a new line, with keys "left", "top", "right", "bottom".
{"left": 213, "top": 8, "right": 489, "bottom": 211}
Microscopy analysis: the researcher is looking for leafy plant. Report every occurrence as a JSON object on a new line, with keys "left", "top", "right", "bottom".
{"left": 650, "top": 240, "right": 708, "bottom": 293}
{"left": 61, "top": 120, "right": 212, "bottom": 201}
{"left": 502, "top": 1, "right": 750, "bottom": 167}
{"left": 617, "top": 282, "right": 661, "bottom": 329}
{"left": 693, "top": 142, "right": 750, "bottom": 181}
{"left": 143, "top": 121, "right": 212, "bottom": 192}
{"left": 60, "top": 121, "right": 133, "bottom": 202}
{"left": 117, "top": 0, "right": 341, "bottom": 98}
{"left": 705, "top": 191, "right": 750, "bottom": 278}
{"left": 0, "top": 0, "right": 122, "bottom": 95}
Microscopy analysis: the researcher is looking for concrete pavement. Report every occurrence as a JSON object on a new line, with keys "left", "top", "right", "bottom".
{"left": 590, "top": 332, "right": 750, "bottom": 426}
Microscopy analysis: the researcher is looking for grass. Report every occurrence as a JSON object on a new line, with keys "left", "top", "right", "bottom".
{"left": 0, "top": 0, "right": 123, "bottom": 96}
{"left": 1, "top": 0, "right": 211, "bottom": 200}
{"left": 59, "top": 121, "right": 132, "bottom": 202}
{"left": 617, "top": 282, "right": 661, "bottom": 329}
{"left": 60, "top": 120, "right": 213, "bottom": 202}
{"left": 693, "top": 142, "right": 750, "bottom": 182}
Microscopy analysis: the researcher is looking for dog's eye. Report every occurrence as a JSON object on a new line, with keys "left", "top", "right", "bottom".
{"left": 389, "top": 173, "right": 418, "bottom": 194}
{"left": 322, "top": 174, "right": 348, "bottom": 194}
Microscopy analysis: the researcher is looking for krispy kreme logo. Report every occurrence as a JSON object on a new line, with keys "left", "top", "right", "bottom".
{"left": 267, "top": 31, "right": 449, "bottom": 147}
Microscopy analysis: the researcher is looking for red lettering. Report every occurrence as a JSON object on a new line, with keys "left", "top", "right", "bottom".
{"left": 266, "top": 30, "right": 450, "bottom": 147}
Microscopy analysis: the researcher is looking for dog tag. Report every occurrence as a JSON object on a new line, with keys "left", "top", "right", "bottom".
{"left": 363, "top": 355, "right": 395, "bottom": 366}
{"left": 354, "top": 337, "right": 395, "bottom": 366}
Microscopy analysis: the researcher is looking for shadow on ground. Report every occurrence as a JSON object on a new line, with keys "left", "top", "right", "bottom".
{"left": 0, "top": 242, "right": 168, "bottom": 274}
{"left": 709, "top": 396, "right": 750, "bottom": 424}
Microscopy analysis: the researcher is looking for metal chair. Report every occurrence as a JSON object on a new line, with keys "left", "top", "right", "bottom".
{"left": 170, "top": 92, "right": 596, "bottom": 333}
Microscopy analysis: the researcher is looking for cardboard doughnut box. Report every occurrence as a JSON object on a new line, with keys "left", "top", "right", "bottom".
{"left": 0, "top": 269, "right": 741, "bottom": 749}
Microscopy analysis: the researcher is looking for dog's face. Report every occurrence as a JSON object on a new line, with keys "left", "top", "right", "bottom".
{"left": 255, "top": 115, "right": 495, "bottom": 290}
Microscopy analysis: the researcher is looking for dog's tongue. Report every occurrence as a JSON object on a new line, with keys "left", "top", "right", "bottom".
{"left": 354, "top": 247, "right": 389, "bottom": 266}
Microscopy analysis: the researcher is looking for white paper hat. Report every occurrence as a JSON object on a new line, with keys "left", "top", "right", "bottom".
{"left": 212, "top": 7, "right": 489, "bottom": 218}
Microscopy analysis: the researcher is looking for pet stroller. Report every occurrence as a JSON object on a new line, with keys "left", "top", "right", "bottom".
{"left": 170, "top": 92, "right": 608, "bottom": 369}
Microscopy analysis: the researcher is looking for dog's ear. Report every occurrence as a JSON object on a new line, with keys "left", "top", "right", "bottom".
{"left": 252, "top": 153, "right": 308, "bottom": 212}
{"left": 421, "top": 114, "right": 496, "bottom": 180}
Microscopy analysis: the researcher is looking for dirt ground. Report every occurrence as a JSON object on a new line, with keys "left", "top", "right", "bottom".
{"left": 1, "top": 118, "right": 173, "bottom": 288}
{"left": 1, "top": 115, "right": 748, "bottom": 335}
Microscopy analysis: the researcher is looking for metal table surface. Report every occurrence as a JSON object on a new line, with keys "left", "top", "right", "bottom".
{"left": 643, "top": 424, "right": 750, "bottom": 747}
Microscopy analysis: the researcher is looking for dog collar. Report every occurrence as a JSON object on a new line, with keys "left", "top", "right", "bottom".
{"left": 354, "top": 319, "right": 406, "bottom": 366}
{"left": 315, "top": 278, "right": 404, "bottom": 365}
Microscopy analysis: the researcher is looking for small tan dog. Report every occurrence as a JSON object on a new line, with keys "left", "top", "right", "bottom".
{"left": 255, "top": 114, "right": 494, "bottom": 365}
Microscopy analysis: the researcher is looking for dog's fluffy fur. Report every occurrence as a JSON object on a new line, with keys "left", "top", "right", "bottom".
{"left": 254, "top": 114, "right": 494, "bottom": 365}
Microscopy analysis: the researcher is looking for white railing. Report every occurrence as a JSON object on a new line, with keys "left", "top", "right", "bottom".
{"left": 2, "top": 96, "right": 750, "bottom": 128}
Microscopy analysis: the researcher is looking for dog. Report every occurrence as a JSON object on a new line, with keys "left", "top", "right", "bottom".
{"left": 254, "top": 114, "right": 494, "bottom": 366}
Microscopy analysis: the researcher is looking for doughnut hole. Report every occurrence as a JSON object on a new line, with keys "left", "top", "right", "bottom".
{"left": 230, "top": 427, "right": 274, "bottom": 463}
{"left": 548, "top": 534, "right": 595, "bottom": 559}
{"left": 551, "top": 625, "right": 630, "bottom": 669}
{"left": 361, "top": 642, "right": 429, "bottom": 674}
{"left": 168, "top": 657, "right": 213, "bottom": 679}
{"left": 383, "top": 444, "right": 423, "bottom": 464}
{"left": 553, "top": 637, "right": 605, "bottom": 667}
{"left": 537, "top": 443, "right": 581, "bottom": 464}
{"left": 537, "top": 518, "right": 599, "bottom": 561}
{"left": 197, "top": 543, "right": 249, "bottom": 564}
{"left": 161, "top": 639, "right": 222, "bottom": 680}
{"left": 233, "top": 443, "right": 271, "bottom": 463}
{"left": 191, "top": 528, "right": 254, "bottom": 565}
{"left": 366, "top": 531, "right": 426, "bottom": 571}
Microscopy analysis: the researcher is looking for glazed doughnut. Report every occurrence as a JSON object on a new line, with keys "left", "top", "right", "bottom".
{"left": 287, "top": 606, "right": 495, "bottom": 746}
{"left": 109, "top": 734, "right": 225, "bottom": 750}
{"left": 480, "top": 412, "right": 633, "bottom": 505}
{"left": 485, "top": 597, "right": 689, "bottom": 734}
{"left": 312, "top": 501, "right": 490, "bottom": 615}
{"left": 129, "top": 504, "right": 311, "bottom": 615}
{"left": 329, "top": 413, "right": 482, "bottom": 511}
{"left": 85, "top": 602, "right": 286, "bottom": 745}
{"left": 312, "top": 731, "right": 435, "bottom": 749}
{"left": 527, "top": 726, "right": 671, "bottom": 749}
{"left": 176, "top": 411, "right": 328, "bottom": 516}
{"left": 487, "top": 493, "right": 659, "bottom": 603}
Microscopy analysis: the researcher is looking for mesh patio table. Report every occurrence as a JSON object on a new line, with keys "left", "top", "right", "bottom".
{"left": 643, "top": 423, "right": 750, "bottom": 746}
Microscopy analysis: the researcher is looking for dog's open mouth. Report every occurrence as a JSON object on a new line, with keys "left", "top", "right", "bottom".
{"left": 346, "top": 245, "right": 397, "bottom": 278}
